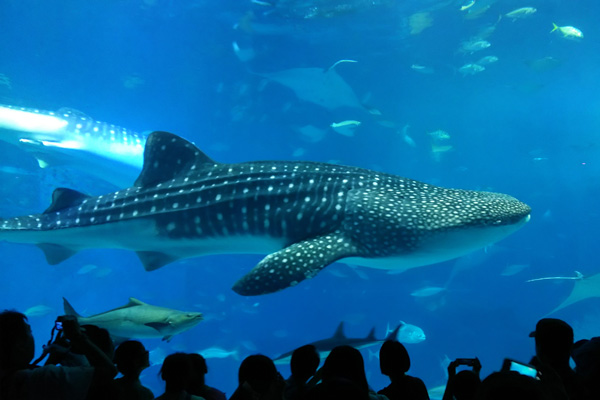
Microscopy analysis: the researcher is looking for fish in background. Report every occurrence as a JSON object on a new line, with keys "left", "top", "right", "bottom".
{"left": 386, "top": 321, "right": 427, "bottom": 344}
{"left": 198, "top": 346, "right": 240, "bottom": 361}
{"left": 0, "top": 104, "right": 146, "bottom": 188}
{"left": 273, "top": 322, "right": 401, "bottom": 364}
{"left": 63, "top": 297, "right": 203, "bottom": 342}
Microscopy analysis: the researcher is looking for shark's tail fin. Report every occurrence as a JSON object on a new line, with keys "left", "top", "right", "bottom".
{"left": 385, "top": 324, "right": 401, "bottom": 341}
{"left": 62, "top": 297, "right": 83, "bottom": 318}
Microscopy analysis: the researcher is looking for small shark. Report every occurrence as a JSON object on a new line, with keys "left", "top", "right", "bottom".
{"left": 63, "top": 297, "right": 203, "bottom": 342}
{"left": 273, "top": 322, "right": 400, "bottom": 365}
{"left": 0, "top": 104, "right": 145, "bottom": 188}
{"left": 0, "top": 131, "right": 531, "bottom": 296}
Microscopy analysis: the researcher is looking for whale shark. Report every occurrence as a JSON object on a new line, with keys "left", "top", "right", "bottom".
{"left": 63, "top": 297, "right": 203, "bottom": 342}
{"left": 0, "top": 104, "right": 145, "bottom": 188}
{"left": 0, "top": 131, "right": 531, "bottom": 296}
{"left": 273, "top": 322, "right": 401, "bottom": 365}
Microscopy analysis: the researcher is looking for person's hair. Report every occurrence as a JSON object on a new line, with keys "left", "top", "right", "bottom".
{"left": 291, "top": 344, "right": 320, "bottom": 382}
{"left": 322, "top": 346, "right": 368, "bottom": 394}
{"left": 80, "top": 325, "right": 114, "bottom": 360}
{"left": 114, "top": 340, "right": 147, "bottom": 376}
{"left": 160, "top": 352, "right": 193, "bottom": 390}
{"left": 0, "top": 310, "right": 29, "bottom": 369}
{"left": 238, "top": 354, "right": 278, "bottom": 394}
{"left": 379, "top": 340, "right": 410, "bottom": 376}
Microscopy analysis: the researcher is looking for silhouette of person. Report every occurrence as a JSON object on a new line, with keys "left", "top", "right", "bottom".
{"left": 155, "top": 352, "right": 204, "bottom": 400}
{"left": 0, "top": 310, "right": 117, "bottom": 400}
{"left": 443, "top": 358, "right": 481, "bottom": 400}
{"left": 572, "top": 337, "right": 600, "bottom": 399}
{"left": 187, "top": 353, "right": 226, "bottom": 400}
{"left": 305, "top": 345, "right": 384, "bottom": 400}
{"left": 529, "top": 318, "right": 584, "bottom": 400}
{"left": 378, "top": 340, "right": 429, "bottom": 400}
{"left": 113, "top": 340, "right": 154, "bottom": 400}
{"left": 475, "top": 371, "right": 551, "bottom": 400}
{"left": 284, "top": 344, "right": 320, "bottom": 400}
{"left": 229, "top": 354, "right": 284, "bottom": 400}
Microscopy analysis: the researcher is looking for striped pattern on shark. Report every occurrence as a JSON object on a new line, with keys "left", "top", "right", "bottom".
{"left": 0, "top": 131, "right": 531, "bottom": 296}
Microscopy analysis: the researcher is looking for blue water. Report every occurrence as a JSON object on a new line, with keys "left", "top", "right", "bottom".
{"left": 1, "top": 0, "right": 599, "bottom": 397}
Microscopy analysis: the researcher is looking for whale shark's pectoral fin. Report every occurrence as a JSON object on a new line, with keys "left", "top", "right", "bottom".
{"left": 37, "top": 243, "right": 77, "bottom": 265}
{"left": 232, "top": 232, "right": 359, "bottom": 296}
{"left": 136, "top": 251, "right": 181, "bottom": 271}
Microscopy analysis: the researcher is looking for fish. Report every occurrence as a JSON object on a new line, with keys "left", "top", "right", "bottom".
{"left": 410, "top": 64, "right": 434, "bottom": 74}
{"left": 551, "top": 23, "right": 583, "bottom": 39}
{"left": 476, "top": 55, "right": 499, "bottom": 65}
{"left": 459, "top": 39, "right": 491, "bottom": 53}
{"left": 0, "top": 131, "right": 531, "bottom": 296}
{"left": 63, "top": 297, "right": 203, "bottom": 342}
{"left": 273, "top": 322, "right": 400, "bottom": 364}
{"left": 386, "top": 321, "right": 427, "bottom": 344}
{"left": 528, "top": 271, "right": 600, "bottom": 314}
{"left": 259, "top": 60, "right": 364, "bottom": 111}
{"left": 198, "top": 346, "right": 240, "bottom": 360}
{"left": 410, "top": 286, "right": 447, "bottom": 297}
{"left": 0, "top": 104, "right": 145, "bottom": 188}
{"left": 505, "top": 7, "right": 536, "bottom": 20}
{"left": 24, "top": 305, "right": 54, "bottom": 318}
{"left": 330, "top": 120, "right": 361, "bottom": 137}
{"left": 459, "top": 63, "right": 485, "bottom": 76}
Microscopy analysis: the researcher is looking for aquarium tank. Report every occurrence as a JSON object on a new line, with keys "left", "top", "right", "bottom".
{"left": 0, "top": 0, "right": 597, "bottom": 397}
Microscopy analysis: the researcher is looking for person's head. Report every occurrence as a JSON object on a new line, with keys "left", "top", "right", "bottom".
{"left": 379, "top": 339, "right": 410, "bottom": 377}
{"left": 0, "top": 310, "right": 34, "bottom": 370}
{"left": 188, "top": 353, "right": 208, "bottom": 387}
{"left": 80, "top": 324, "right": 114, "bottom": 360}
{"left": 291, "top": 344, "right": 320, "bottom": 383}
{"left": 159, "top": 352, "right": 193, "bottom": 391}
{"left": 322, "top": 345, "right": 368, "bottom": 393}
{"left": 238, "top": 354, "right": 278, "bottom": 394}
{"left": 529, "top": 318, "right": 573, "bottom": 364}
{"left": 114, "top": 340, "right": 150, "bottom": 377}
{"left": 453, "top": 370, "right": 481, "bottom": 400}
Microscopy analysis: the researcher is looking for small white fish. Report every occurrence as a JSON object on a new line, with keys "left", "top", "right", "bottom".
{"left": 505, "top": 7, "right": 537, "bottom": 20}
{"left": 410, "top": 64, "right": 434, "bottom": 74}
{"left": 198, "top": 346, "right": 240, "bottom": 360}
{"left": 476, "top": 55, "right": 498, "bottom": 65}
{"left": 400, "top": 124, "right": 417, "bottom": 148}
{"left": 330, "top": 120, "right": 361, "bottom": 137}
{"left": 551, "top": 23, "right": 583, "bottom": 39}
{"left": 24, "top": 305, "right": 54, "bottom": 318}
{"left": 460, "top": 39, "right": 491, "bottom": 53}
{"left": 459, "top": 63, "right": 485, "bottom": 76}
{"left": 77, "top": 264, "right": 98, "bottom": 275}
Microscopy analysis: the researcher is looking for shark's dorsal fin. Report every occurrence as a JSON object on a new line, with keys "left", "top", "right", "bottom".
{"left": 127, "top": 298, "right": 146, "bottom": 306}
{"left": 44, "top": 188, "right": 91, "bottom": 214}
{"left": 385, "top": 324, "right": 401, "bottom": 340}
{"left": 366, "top": 327, "right": 376, "bottom": 341}
{"left": 333, "top": 322, "right": 346, "bottom": 339}
{"left": 62, "top": 297, "right": 83, "bottom": 318}
{"left": 134, "top": 131, "right": 216, "bottom": 188}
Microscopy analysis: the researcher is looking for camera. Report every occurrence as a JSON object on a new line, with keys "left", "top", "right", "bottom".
{"left": 55, "top": 321, "right": 63, "bottom": 331}
{"left": 501, "top": 358, "right": 540, "bottom": 379}
{"left": 455, "top": 358, "right": 477, "bottom": 366}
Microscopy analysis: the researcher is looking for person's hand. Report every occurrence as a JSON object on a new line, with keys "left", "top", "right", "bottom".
{"left": 57, "top": 315, "right": 83, "bottom": 341}
{"left": 448, "top": 360, "right": 459, "bottom": 379}
{"left": 472, "top": 357, "right": 482, "bottom": 376}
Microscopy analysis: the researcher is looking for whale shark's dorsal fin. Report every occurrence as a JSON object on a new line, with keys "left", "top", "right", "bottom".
{"left": 44, "top": 188, "right": 91, "bottom": 214}
{"left": 134, "top": 131, "right": 217, "bottom": 188}
{"left": 333, "top": 322, "right": 346, "bottom": 339}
